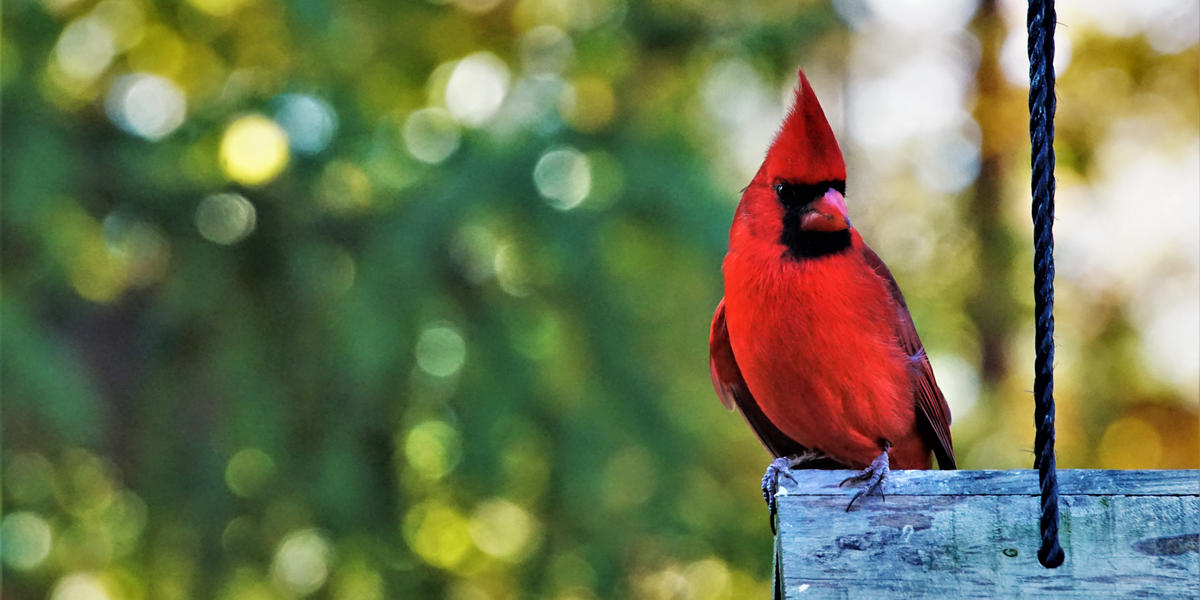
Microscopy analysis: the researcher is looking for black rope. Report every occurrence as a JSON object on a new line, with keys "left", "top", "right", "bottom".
{"left": 1027, "top": 0, "right": 1065, "bottom": 569}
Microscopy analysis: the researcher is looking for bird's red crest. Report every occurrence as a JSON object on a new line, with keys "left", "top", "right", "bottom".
{"left": 759, "top": 70, "right": 846, "bottom": 186}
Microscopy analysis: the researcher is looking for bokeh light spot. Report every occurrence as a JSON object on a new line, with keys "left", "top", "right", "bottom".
{"left": 5, "top": 453, "right": 56, "bottom": 505}
{"left": 403, "top": 501, "right": 472, "bottom": 569}
{"left": 1134, "top": 277, "right": 1200, "bottom": 389}
{"left": 519, "top": 25, "right": 574, "bottom": 75}
{"left": 415, "top": 324, "right": 467, "bottom": 377}
{"left": 1098, "top": 417, "right": 1163, "bottom": 469}
{"left": 495, "top": 242, "right": 531, "bottom": 297}
{"left": 105, "top": 73, "right": 186, "bottom": 140}
{"left": 219, "top": 115, "right": 290, "bottom": 186}
{"left": 444, "top": 52, "right": 510, "bottom": 127}
{"left": 583, "top": 150, "right": 624, "bottom": 211}
{"left": 126, "top": 25, "right": 184, "bottom": 78}
{"left": 404, "top": 420, "right": 462, "bottom": 480}
{"left": 224, "top": 448, "right": 276, "bottom": 498}
{"left": 685, "top": 558, "right": 732, "bottom": 600}
{"left": 701, "top": 58, "right": 780, "bottom": 179}
{"left": 316, "top": 161, "right": 372, "bottom": 213}
{"left": 101, "top": 213, "right": 171, "bottom": 286}
{"left": 560, "top": 76, "right": 615, "bottom": 133}
{"left": 104, "top": 491, "right": 148, "bottom": 558}
{"left": 331, "top": 561, "right": 384, "bottom": 600}
{"left": 186, "top": 0, "right": 250, "bottom": 18}
{"left": 55, "top": 449, "right": 116, "bottom": 517}
{"left": 55, "top": 523, "right": 115, "bottom": 573}
{"left": 865, "top": 0, "right": 977, "bottom": 32}
{"left": 601, "top": 445, "right": 656, "bottom": 510}
{"left": 290, "top": 243, "right": 357, "bottom": 300}
{"left": 271, "top": 529, "right": 333, "bottom": 596}
{"left": 221, "top": 516, "right": 256, "bottom": 556}
{"left": 450, "top": 0, "right": 503, "bottom": 14}
{"left": 635, "top": 564, "right": 690, "bottom": 600}
{"left": 403, "top": 107, "right": 461, "bottom": 164}
{"left": 195, "top": 192, "right": 257, "bottom": 245}
{"left": 91, "top": 0, "right": 146, "bottom": 51}
{"left": 450, "top": 224, "right": 500, "bottom": 284}
{"left": 274, "top": 93, "right": 338, "bottom": 155}
{"left": 848, "top": 59, "right": 969, "bottom": 150}
{"left": 916, "top": 128, "right": 981, "bottom": 194}
{"left": 41, "top": 0, "right": 86, "bottom": 15}
{"left": 511, "top": 0, "right": 577, "bottom": 30}
{"left": 929, "top": 353, "right": 979, "bottom": 419}
{"left": 547, "top": 550, "right": 598, "bottom": 592}
{"left": 67, "top": 226, "right": 129, "bottom": 303}
{"left": 468, "top": 499, "right": 540, "bottom": 562}
{"left": 534, "top": 146, "right": 591, "bottom": 210}
{"left": 220, "top": 569, "right": 279, "bottom": 600}
{"left": 49, "top": 573, "right": 110, "bottom": 600}
{"left": 54, "top": 16, "right": 115, "bottom": 83}
{"left": 1, "top": 512, "right": 54, "bottom": 570}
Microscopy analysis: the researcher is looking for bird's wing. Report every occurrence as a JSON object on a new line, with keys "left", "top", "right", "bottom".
{"left": 710, "top": 298, "right": 843, "bottom": 463}
{"left": 859, "top": 247, "right": 958, "bottom": 469}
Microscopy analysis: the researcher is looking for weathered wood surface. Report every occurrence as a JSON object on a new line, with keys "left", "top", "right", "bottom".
{"left": 774, "top": 470, "right": 1199, "bottom": 599}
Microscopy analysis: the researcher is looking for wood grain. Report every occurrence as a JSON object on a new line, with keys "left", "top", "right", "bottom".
{"left": 775, "top": 469, "right": 1199, "bottom": 599}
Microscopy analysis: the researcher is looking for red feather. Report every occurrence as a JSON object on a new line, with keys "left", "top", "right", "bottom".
{"left": 710, "top": 69, "right": 955, "bottom": 471}
{"left": 710, "top": 299, "right": 849, "bottom": 468}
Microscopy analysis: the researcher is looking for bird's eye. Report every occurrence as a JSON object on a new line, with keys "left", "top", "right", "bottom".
{"left": 774, "top": 182, "right": 803, "bottom": 207}
{"left": 774, "top": 182, "right": 794, "bottom": 205}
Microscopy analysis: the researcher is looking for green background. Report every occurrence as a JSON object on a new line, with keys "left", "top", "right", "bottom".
{"left": 3, "top": 0, "right": 1197, "bottom": 598}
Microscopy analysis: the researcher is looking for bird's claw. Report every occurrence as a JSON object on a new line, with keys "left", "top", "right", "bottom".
{"left": 839, "top": 447, "right": 890, "bottom": 512}
{"left": 762, "top": 457, "right": 799, "bottom": 533}
{"left": 763, "top": 457, "right": 800, "bottom": 501}
{"left": 762, "top": 451, "right": 832, "bottom": 533}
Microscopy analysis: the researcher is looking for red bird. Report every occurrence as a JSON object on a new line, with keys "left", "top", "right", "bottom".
{"left": 709, "top": 70, "right": 955, "bottom": 520}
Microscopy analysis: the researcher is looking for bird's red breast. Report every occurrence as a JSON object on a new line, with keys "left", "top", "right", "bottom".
{"left": 710, "top": 70, "right": 955, "bottom": 471}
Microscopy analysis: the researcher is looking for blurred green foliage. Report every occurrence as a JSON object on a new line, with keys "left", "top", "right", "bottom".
{"left": 2, "top": 0, "right": 1197, "bottom": 598}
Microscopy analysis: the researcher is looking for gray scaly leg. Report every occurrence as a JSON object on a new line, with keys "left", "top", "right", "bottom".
{"left": 839, "top": 442, "right": 891, "bottom": 512}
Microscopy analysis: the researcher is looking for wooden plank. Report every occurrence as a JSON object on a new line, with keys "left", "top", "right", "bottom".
{"left": 775, "top": 470, "right": 1200, "bottom": 599}
{"left": 775, "top": 469, "right": 1199, "bottom": 497}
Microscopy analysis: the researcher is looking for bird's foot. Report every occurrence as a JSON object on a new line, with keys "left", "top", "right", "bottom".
{"left": 762, "top": 450, "right": 830, "bottom": 533}
{"left": 839, "top": 446, "right": 890, "bottom": 512}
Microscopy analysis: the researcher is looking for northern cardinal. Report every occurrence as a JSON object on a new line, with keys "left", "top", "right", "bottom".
{"left": 709, "top": 70, "right": 955, "bottom": 522}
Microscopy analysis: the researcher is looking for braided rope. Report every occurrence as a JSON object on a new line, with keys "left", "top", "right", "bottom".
{"left": 1027, "top": 0, "right": 1065, "bottom": 569}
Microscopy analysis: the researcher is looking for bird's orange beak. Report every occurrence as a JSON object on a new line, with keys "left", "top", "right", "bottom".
{"left": 800, "top": 188, "right": 850, "bottom": 232}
